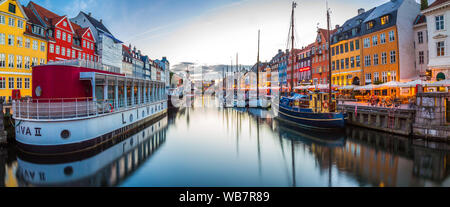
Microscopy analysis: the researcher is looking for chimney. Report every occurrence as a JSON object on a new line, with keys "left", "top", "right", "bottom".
{"left": 358, "top": 8, "right": 365, "bottom": 15}
{"left": 100, "top": 19, "right": 103, "bottom": 23}
{"left": 335, "top": 24, "right": 340, "bottom": 30}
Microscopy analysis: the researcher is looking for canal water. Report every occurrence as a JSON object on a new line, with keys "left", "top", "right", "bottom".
{"left": 0, "top": 96, "right": 449, "bottom": 187}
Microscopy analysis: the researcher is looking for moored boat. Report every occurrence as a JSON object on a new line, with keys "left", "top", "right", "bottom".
{"left": 13, "top": 59, "right": 168, "bottom": 155}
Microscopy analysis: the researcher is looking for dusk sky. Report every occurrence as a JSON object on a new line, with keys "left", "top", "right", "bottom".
{"left": 19, "top": 0, "right": 428, "bottom": 72}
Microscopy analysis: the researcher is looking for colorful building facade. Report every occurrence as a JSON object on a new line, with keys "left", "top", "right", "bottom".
{"left": 296, "top": 44, "right": 313, "bottom": 85}
{"left": 312, "top": 29, "right": 335, "bottom": 85}
{"left": 331, "top": 8, "right": 373, "bottom": 87}
{"left": 0, "top": 0, "right": 46, "bottom": 101}
{"left": 27, "top": 1, "right": 96, "bottom": 63}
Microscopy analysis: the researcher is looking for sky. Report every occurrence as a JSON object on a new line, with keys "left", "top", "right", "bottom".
{"left": 19, "top": 0, "right": 429, "bottom": 74}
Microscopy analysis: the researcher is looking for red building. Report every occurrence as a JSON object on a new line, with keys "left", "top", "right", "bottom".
{"left": 295, "top": 43, "right": 314, "bottom": 85}
{"left": 27, "top": 1, "right": 97, "bottom": 62}
{"left": 286, "top": 49, "right": 301, "bottom": 89}
{"left": 311, "top": 28, "right": 336, "bottom": 85}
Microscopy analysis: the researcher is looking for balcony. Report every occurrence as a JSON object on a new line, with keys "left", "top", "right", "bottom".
{"left": 46, "top": 59, "right": 121, "bottom": 74}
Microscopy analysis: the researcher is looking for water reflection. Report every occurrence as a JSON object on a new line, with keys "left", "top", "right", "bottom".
{"left": 10, "top": 116, "right": 167, "bottom": 187}
{"left": 0, "top": 96, "right": 449, "bottom": 187}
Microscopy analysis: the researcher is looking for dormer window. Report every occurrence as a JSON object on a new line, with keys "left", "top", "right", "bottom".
{"left": 8, "top": 3, "right": 16, "bottom": 14}
{"left": 366, "top": 21, "right": 374, "bottom": 30}
{"left": 380, "top": 15, "right": 390, "bottom": 25}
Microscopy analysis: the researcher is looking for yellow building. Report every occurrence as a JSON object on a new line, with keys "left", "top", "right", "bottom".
{"left": 361, "top": 26, "right": 399, "bottom": 86}
{"left": 0, "top": 0, "right": 47, "bottom": 102}
{"left": 331, "top": 37, "right": 363, "bottom": 86}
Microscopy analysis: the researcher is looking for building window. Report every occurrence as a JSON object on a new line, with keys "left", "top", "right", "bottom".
{"left": 56, "top": 46, "right": 60, "bottom": 55}
{"left": 389, "top": 30, "right": 395, "bottom": 42}
{"left": 16, "top": 36, "right": 22, "bottom": 47}
{"left": 0, "top": 77, "right": 5, "bottom": 89}
{"left": 382, "top": 72, "right": 387, "bottom": 82}
{"left": 390, "top": 50, "right": 396, "bottom": 63}
{"left": 8, "top": 3, "right": 16, "bottom": 13}
{"left": 332, "top": 61, "right": 335, "bottom": 70}
{"left": 356, "top": 56, "right": 360, "bottom": 67}
{"left": 8, "top": 17, "right": 14, "bottom": 27}
{"left": 340, "top": 44, "right": 344, "bottom": 54}
{"left": 336, "top": 46, "right": 340, "bottom": 55}
{"left": 17, "top": 20, "right": 23, "bottom": 29}
{"left": 345, "top": 58, "right": 349, "bottom": 69}
{"left": 72, "top": 50, "right": 76, "bottom": 58}
{"left": 381, "top": 52, "right": 387, "bottom": 64}
{"left": 350, "top": 41, "right": 354, "bottom": 51}
{"left": 8, "top": 77, "right": 14, "bottom": 89}
{"left": 41, "top": 42, "right": 45, "bottom": 52}
{"left": 24, "top": 56, "right": 30, "bottom": 69}
{"left": 0, "top": 33, "right": 4, "bottom": 45}
{"left": 16, "top": 55, "right": 22, "bottom": 68}
{"left": 83, "top": 40, "right": 86, "bottom": 48}
{"left": 418, "top": 31, "right": 424, "bottom": 44}
{"left": 374, "top": 72, "right": 379, "bottom": 82}
{"left": 336, "top": 60, "right": 340, "bottom": 70}
{"left": 67, "top": 48, "right": 71, "bottom": 57}
{"left": 380, "top": 33, "right": 386, "bottom": 44}
{"left": 0, "top": 15, "right": 5, "bottom": 24}
{"left": 33, "top": 40, "right": 38, "bottom": 50}
{"left": 365, "top": 73, "right": 372, "bottom": 83}
{"left": 56, "top": 30, "right": 61, "bottom": 39}
{"left": 25, "top": 38, "right": 30, "bottom": 48}
{"left": 341, "top": 59, "right": 345, "bottom": 69}
{"left": 350, "top": 57, "right": 355, "bottom": 68}
{"left": 68, "top": 34, "right": 72, "bottom": 43}
{"left": 62, "top": 32, "right": 66, "bottom": 41}
{"left": 40, "top": 58, "right": 45, "bottom": 65}
{"left": 366, "top": 21, "right": 374, "bottom": 30}
{"left": 381, "top": 15, "right": 390, "bottom": 25}
{"left": 372, "top": 35, "right": 378, "bottom": 46}
{"left": 419, "top": 51, "right": 424, "bottom": 64}
{"left": 391, "top": 71, "right": 397, "bottom": 81}
{"left": 32, "top": 57, "right": 37, "bottom": 67}
{"left": 8, "top": 55, "right": 14, "bottom": 68}
{"left": 25, "top": 78, "right": 30, "bottom": 89}
{"left": 374, "top": 54, "right": 379, "bottom": 65}
{"left": 345, "top": 43, "right": 349, "bottom": 53}
{"left": 8, "top": 35, "right": 14, "bottom": 46}
{"left": 364, "top": 38, "right": 370, "bottom": 48}
{"left": 437, "top": 41, "right": 445, "bottom": 56}
{"left": 364, "top": 55, "right": 371, "bottom": 67}
{"left": 61, "top": 47, "right": 65, "bottom": 56}
{"left": 435, "top": 15, "right": 444, "bottom": 31}
{"left": 0, "top": 54, "right": 5, "bottom": 68}
{"left": 16, "top": 78, "right": 22, "bottom": 89}
{"left": 49, "top": 44, "right": 54, "bottom": 53}
{"left": 332, "top": 47, "right": 335, "bottom": 56}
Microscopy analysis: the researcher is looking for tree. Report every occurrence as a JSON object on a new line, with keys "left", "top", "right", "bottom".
{"left": 421, "top": 0, "right": 428, "bottom": 10}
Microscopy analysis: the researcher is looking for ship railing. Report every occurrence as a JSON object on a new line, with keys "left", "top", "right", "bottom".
{"left": 13, "top": 96, "right": 166, "bottom": 120}
{"left": 46, "top": 59, "right": 121, "bottom": 74}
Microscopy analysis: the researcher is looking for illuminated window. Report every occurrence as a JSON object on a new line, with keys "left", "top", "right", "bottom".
{"left": 366, "top": 21, "right": 374, "bottom": 30}
{"left": 380, "top": 15, "right": 390, "bottom": 25}
{"left": 437, "top": 41, "right": 445, "bottom": 56}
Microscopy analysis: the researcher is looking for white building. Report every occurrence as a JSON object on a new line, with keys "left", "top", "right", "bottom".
{"left": 413, "top": 14, "right": 430, "bottom": 79}
{"left": 71, "top": 12, "right": 123, "bottom": 72}
{"left": 422, "top": 0, "right": 450, "bottom": 81}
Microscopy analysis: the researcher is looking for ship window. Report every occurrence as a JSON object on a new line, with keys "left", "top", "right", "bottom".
{"left": 61, "top": 130, "right": 71, "bottom": 139}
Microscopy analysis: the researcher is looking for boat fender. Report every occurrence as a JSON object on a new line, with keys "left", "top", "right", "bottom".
{"left": 109, "top": 103, "right": 114, "bottom": 113}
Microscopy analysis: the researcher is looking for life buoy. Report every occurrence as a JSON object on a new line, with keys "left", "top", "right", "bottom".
{"left": 109, "top": 103, "right": 114, "bottom": 112}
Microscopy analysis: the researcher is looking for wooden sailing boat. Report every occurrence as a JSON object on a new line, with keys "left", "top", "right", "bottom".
{"left": 276, "top": 1, "right": 345, "bottom": 130}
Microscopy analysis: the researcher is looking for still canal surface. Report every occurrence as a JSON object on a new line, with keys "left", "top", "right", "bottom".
{"left": 1, "top": 96, "right": 449, "bottom": 187}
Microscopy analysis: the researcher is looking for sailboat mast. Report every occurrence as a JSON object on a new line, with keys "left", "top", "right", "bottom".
{"left": 257, "top": 30, "right": 260, "bottom": 101}
{"left": 290, "top": 2, "right": 296, "bottom": 93}
{"left": 327, "top": 2, "right": 334, "bottom": 112}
